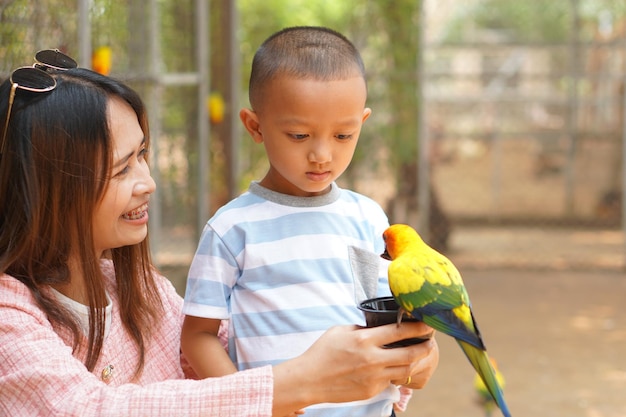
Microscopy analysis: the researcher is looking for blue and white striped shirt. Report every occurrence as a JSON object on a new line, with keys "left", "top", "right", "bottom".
{"left": 183, "top": 182, "right": 398, "bottom": 416}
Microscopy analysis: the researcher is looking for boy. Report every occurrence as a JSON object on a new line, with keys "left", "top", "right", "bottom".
{"left": 182, "top": 26, "right": 412, "bottom": 416}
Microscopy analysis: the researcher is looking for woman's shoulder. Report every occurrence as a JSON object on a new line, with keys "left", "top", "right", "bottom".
{"left": 0, "top": 273, "right": 50, "bottom": 325}
{"left": 0, "top": 273, "right": 37, "bottom": 302}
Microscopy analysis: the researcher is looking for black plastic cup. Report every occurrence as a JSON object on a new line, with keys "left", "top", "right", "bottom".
{"left": 358, "top": 296, "right": 431, "bottom": 348}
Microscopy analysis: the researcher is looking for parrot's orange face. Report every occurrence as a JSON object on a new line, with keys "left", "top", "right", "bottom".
{"left": 381, "top": 224, "right": 415, "bottom": 260}
{"left": 381, "top": 228, "right": 395, "bottom": 260}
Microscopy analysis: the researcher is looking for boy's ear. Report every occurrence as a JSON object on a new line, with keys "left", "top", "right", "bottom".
{"left": 239, "top": 108, "right": 263, "bottom": 143}
{"left": 362, "top": 107, "right": 372, "bottom": 123}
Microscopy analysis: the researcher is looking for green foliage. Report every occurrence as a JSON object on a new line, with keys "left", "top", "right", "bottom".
{"left": 369, "top": 0, "right": 421, "bottom": 171}
{"left": 160, "top": 0, "right": 195, "bottom": 73}
{"left": 90, "top": 0, "right": 128, "bottom": 63}
{"left": 0, "top": 0, "right": 79, "bottom": 71}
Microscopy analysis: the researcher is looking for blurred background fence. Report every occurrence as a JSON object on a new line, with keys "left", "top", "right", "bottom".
{"left": 420, "top": 3, "right": 626, "bottom": 270}
{"left": 1, "top": 0, "right": 624, "bottom": 282}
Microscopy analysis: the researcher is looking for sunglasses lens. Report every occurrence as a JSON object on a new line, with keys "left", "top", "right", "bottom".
{"left": 11, "top": 68, "right": 56, "bottom": 92}
{"left": 35, "top": 49, "right": 78, "bottom": 70}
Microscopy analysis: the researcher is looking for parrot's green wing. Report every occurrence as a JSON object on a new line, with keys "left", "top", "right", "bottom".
{"left": 390, "top": 250, "right": 485, "bottom": 350}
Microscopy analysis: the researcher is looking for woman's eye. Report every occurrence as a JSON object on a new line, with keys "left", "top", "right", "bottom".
{"left": 114, "top": 166, "right": 130, "bottom": 178}
{"left": 113, "top": 148, "right": 148, "bottom": 178}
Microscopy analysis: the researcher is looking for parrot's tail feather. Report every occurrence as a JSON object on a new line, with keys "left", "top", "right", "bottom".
{"left": 458, "top": 341, "right": 511, "bottom": 417}
{"left": 421, "top": 311, "right": 485, "bottom": 349}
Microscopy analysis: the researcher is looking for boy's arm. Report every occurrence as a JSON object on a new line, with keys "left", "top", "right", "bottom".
{"left": 181, "top": 315, "right": 237, "bottom": 378}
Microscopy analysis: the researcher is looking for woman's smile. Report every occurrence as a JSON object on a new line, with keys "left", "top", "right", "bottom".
{"left": 122, "top": 202, "right": 149, "bottom": 221}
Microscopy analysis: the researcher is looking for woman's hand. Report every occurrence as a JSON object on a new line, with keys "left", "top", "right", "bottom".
{"left": 272, "top": 322, "right": 438, "bottom": 416}
{"left": 390, "top": 330, "right": 438, "bottom": 389}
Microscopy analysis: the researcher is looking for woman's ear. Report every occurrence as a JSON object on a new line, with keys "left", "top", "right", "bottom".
{"left": 239, "top": 108, "right": 263, "bottom": 143}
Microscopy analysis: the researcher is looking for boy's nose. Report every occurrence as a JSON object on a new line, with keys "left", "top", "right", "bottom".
{"left": 308, "top": 139, "right": 332, "bottom": 164}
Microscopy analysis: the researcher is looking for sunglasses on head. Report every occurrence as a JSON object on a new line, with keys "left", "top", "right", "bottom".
{"left": 1, "top": 49, "right": 78, "bottom": 158}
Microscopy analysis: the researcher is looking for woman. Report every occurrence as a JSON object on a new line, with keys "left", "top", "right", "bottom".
{"left": 0, "top": 50, "right": 438, "bottom": 416}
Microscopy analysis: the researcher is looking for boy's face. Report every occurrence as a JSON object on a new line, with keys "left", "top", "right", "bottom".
{"left": 241, "top": 75, "right": 371, "bottom": 197}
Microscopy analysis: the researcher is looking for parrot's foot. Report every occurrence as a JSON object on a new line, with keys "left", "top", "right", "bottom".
{"left": 396, "top": 308, "right": 404, "bottom": 327}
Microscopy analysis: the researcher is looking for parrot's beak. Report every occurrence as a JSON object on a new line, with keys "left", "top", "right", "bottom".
{"left": 381, "top": 248, "right": 391, "bottom": 260}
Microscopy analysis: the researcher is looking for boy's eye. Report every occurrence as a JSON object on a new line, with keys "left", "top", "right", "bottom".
{"left": 336, "top": 134, "right": 352, "bottom": 140}
{"left": 289, "top": 133, "right": 309, "bottom": 140}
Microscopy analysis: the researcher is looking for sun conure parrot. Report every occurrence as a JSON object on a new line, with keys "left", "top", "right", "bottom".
{"left": 475, "top": 358, "right": 506, "bottom": 417}
{"left": 381, "top": 223, "right": 511, "bottom": 417}
{"left": 92, "top": 46, "right": 112, "bottom": 75}
{"left": 207, "top": 92, "right": 225, "bottom": 124}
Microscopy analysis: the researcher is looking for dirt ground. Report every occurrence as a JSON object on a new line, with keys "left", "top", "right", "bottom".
{"left": 404, "top": 268, "right": 626, "bottom": 417}
{"left": 162, "top": 266, "right": 626, "bottom": 417}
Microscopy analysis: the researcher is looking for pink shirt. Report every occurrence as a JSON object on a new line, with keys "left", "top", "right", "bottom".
{"left": 0, "top": 260, "right": 273, "bottom": 416}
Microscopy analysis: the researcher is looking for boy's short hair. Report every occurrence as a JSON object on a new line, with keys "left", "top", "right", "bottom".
{"left": 248, "top": 26, "right": 366, "bottom": 109}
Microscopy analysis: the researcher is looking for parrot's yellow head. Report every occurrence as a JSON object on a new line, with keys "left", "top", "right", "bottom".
{"left": 381, "top": 223, "right": 422, "bottom": 260}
